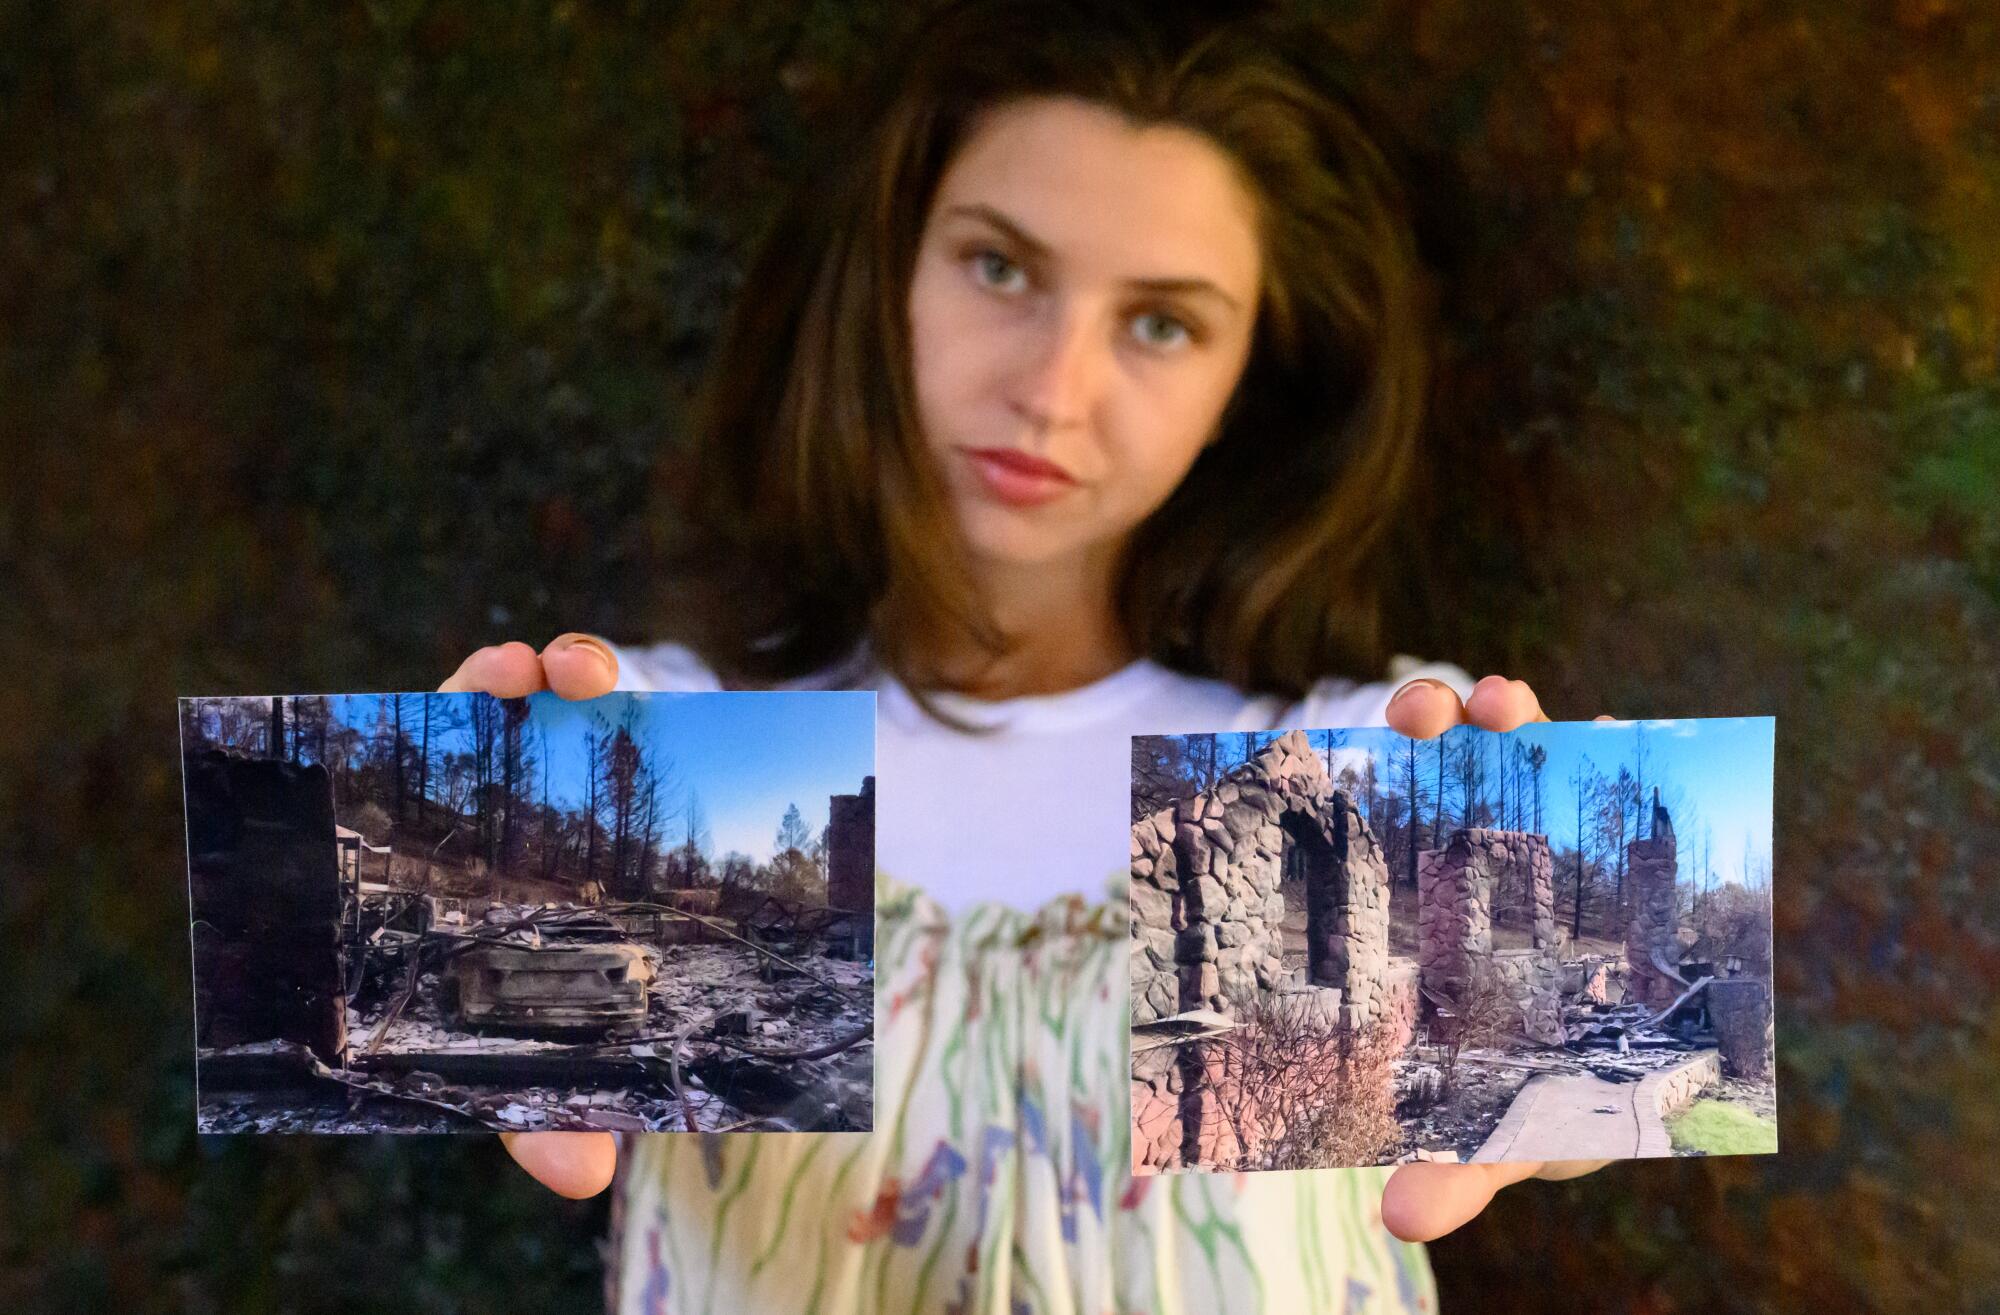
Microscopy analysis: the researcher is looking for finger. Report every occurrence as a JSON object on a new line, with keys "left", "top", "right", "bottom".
{"left": 500, "top": 1131, "right": 618, "bottom": 1199}
{"left": 540, "top": 633, "right": 620, "bottom": 701}
{"left": 1379, "top": 1159, "right": 1541, "bottom": 1243}
{"left": 1385, "top": 678, "right": 1466, "bottom": 740}
{"left": 438, "top": 642, "right": 549, "bottom": 697}
{"left": 1463, "top": 675, "right": 1548, "bottom": 733}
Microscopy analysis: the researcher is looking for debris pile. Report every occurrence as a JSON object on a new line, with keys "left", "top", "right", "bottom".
{"left": 1390, "top": 1054, "right": 1532, "bottom": 1161}
{"left": 198, "top": 892, "right": 873, "bottom": 1134}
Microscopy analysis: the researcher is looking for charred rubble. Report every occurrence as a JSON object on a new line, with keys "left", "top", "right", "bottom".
{"left": 189, "top": 750, "right": 874, "bottom": 1134}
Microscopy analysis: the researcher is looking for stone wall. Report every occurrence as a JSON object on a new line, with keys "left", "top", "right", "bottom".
{"left": 1379, "top": 957, "right": 1420, "bottom": 1051}
{"left": 825, "top": 775, "right": 876, "bottom": 957}
{"left": 1130, "top": 1043, "right": 1184, "bottom": 1172}
{"left": 1129, "top": 730, "right": 1391, "bottom": 1030}
{"left": 1491, "top": 949, "right": 1567, "bottom": 1044}
{"left": 1634, "top": 1051, "right": 1723, "bottom": 1157}
{"left": 1708, "top": 977, "right": 1775, "bottom": 1080}
{"left": 1624, "top": 790, "right": 1683, "bottom": 1009}
{"left": 1417, "top": 827, "right": 1561, "bottom": 1039}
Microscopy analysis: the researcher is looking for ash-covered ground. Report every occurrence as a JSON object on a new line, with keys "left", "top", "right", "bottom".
{"left": 198, "top": 934, "right": 873, "bottom": 1135}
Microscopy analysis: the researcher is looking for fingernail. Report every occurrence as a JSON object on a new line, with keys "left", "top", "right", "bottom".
{"left": 558, "top": 634, "right": 615, "bottom": 668}
{"left": 1390, "top": 680, "right": 1433, "bottom": 708}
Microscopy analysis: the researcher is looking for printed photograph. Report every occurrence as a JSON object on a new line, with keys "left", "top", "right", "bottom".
{"left": 182, "top": 689, "right": 876, "bottom": 1133}
{"left": 1129, "top": 717, "right": 1776, "bottom": 1172}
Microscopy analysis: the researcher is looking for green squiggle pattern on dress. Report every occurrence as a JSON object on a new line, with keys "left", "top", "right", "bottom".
{"left": 608, "top": 871, "right": 1437, "bottom": 1314}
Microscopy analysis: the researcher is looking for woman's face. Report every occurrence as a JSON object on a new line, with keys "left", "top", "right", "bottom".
{"left": 906, "top": 95, "right": 1264, "bottom": 575}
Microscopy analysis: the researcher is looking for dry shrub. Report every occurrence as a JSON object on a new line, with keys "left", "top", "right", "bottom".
{"left": 1432, "top": 963, "right": 1516, "bottom": 1099}
{"left": 1201, "top": 988, "right": 1405, "bottom": 1170}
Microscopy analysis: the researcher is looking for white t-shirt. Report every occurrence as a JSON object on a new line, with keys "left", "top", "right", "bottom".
{"left": 605, "top": 639, "right": 1475, "bottom": 916}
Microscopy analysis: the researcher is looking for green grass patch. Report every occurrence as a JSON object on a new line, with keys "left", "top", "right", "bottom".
{"left": 1667, "top": 1099, "right": 1777, "bottom": 1155}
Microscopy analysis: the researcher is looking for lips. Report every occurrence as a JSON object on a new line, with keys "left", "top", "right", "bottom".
{"left": 958, "top": 446, "right": 1077, "bottom": 508}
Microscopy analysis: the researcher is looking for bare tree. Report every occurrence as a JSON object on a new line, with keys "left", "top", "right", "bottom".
{"left": 1130, "top": 735, "right": 1186, "bottom": 821}
{"left": 468, "top": 694, "right": 502, "bottom": 865}
{"left": 1569, "top": 754, "right": 1596, "bottom": 939}
{"left": 494, "top": 697, "right": 536, "bottom": 872}
{"left": 581, "top": 713, "right": 606, "bottom": 890}
{"left": 1432, "top": 735, "right": 1447, "bottom": 848}
{"left": 1604, "top": 765, "right": 1639, "bottom": 921}
{"left": 1188, "top": 733, "right": 1230, "bottom": 792}
{"left": 1449, "top": 732, "right": 1486, "bottom": 832}
{"left": 1395, "top": 734, "right": 1430, "bottom": 890}
{"left": 389, "top": 694, "right": 409, "bottom": 821}
{"left": 1633, "top": 724, "right": 1652, "bottom": 841}
{"left": 1525, "top": 742, "right": 1549, "bottom": 834}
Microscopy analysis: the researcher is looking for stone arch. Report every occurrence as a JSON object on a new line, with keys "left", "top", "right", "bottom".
{"left": 1129, "top": 730, "right": 1390, "bottom": 1030}
{"left": 1417, "top": 826, "right": 1563, "bottom": 1042}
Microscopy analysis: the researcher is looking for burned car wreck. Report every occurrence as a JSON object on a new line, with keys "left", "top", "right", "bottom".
{"left": 442, "top": 936, "right": 653, "bottom": 1033}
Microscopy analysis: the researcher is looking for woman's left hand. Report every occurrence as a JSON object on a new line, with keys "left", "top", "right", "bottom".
{"left": 1377, "top": 672, "right": 1614, "bottom": 1241}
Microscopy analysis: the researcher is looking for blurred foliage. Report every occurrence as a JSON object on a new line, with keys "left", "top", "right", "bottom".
{"left": 3, "top": 0, "right": 1996, "bottom": 1311}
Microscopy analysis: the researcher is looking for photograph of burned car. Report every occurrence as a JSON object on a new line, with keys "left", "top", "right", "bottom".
{"left": 181, "top": 688, "right": 876, "bottom": 1134}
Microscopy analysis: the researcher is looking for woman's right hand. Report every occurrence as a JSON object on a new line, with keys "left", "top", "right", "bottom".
{"left": 439, "top": 633, "right": 623, "bottom": 1198}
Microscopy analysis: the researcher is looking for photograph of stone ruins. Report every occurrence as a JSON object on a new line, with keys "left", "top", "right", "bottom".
{"left": 1129, "top": 716, "right": 1776, "bottom": 1173}
{"left": 182, "top": 688, "right": 875, "bottom": 1134}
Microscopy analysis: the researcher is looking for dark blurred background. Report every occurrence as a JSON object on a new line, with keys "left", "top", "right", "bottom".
{"left": 4, "top": 1, "right": 1995, "bottom": 1311}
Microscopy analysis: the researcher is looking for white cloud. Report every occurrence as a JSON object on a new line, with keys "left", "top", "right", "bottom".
{"left": 1325, "top": 746, "right": 1373, "bottom": 780}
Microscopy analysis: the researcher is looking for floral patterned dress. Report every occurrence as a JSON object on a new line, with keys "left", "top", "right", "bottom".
{"left": 604, "top": 872, "right": 1437, "bottom": 1314}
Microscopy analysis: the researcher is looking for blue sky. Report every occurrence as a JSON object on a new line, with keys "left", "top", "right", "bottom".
{"left": 1184, "top": 716, "right": 1775, "bottom": 887}
{"left": 330, "top": 690, "right": 875, "bottom": 862}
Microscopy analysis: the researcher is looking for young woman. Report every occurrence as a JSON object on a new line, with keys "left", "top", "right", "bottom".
{"left": 443, "top": 2, "right": 1608, "bottom": 1308}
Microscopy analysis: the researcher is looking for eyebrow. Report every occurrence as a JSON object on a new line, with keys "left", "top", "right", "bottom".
{"left": 943, "top": 203, "right": 1245, "bottom": 314}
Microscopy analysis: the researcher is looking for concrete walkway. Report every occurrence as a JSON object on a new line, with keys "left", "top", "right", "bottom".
{"left": 1471, "top": 1051, "right": 1719, "bottom": 1162}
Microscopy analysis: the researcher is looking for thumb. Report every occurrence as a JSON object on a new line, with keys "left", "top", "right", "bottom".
{"left": 500, "top": 1130, "right": 619, "bottom": 1198}
{"left": 540, "top": 634, "right": 620, "bottom": 701}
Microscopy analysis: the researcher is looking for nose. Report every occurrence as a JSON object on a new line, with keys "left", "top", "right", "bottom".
{"left": 1010, "top": 303, "right": 1103, "bottom": 436}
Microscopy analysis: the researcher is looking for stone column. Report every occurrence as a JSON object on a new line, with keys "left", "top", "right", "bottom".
{"left": 1417, "top": 830, "right": 1490, "bottom": 1003}
{"left": 826, "top": 776, "right": 875, "bottom": 912}
{"left": 1623, "top": 791, "right": 1682, "bottom": 1009}
{"left": 1323, "top": 792, "right": 1390, "bottom": 1030}
{"left": 1129, "top": 806, "right": 1181, "bottom": 1025}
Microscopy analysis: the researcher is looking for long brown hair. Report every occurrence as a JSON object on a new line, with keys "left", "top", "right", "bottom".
{"left": 657, "top": 0, "right": 1435, "bottom": 715}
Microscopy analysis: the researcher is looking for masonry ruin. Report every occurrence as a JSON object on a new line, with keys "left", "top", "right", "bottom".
{"left": 1624, "top": 788, "right": 1683, "bottom": 1009}
{"left": 1129, "top": 730, "right": 1405, "bottom": 1036}
{"left": 824, "top": 775, "right": 876, "bottom": 956}
{"left": 1130, "top": 735, "right": 1776, "bottom": 1173}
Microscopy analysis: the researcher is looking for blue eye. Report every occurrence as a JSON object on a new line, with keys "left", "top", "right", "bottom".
{"left": 1133, "top": 310, "right": 1193, "bottom": 350}
{"left": 970, "top": 249, "right": 1026, "bottom": 292}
